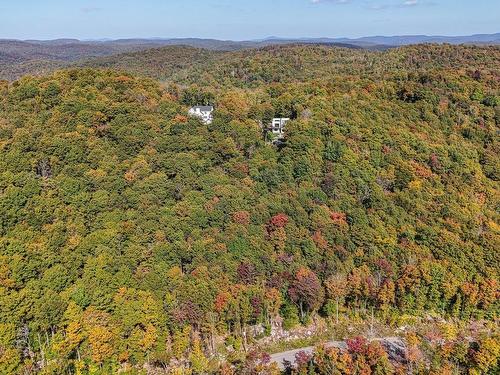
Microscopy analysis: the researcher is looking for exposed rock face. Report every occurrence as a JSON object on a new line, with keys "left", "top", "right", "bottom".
{"left": 36, "top": 159, "right": 52, "bottom": 178}
{"left": 380, "top": 337, "right": 407, "bottom": 364}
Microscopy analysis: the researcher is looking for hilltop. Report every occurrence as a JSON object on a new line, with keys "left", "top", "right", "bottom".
{"left": 0, "top": 42, "right": 498, "bottom": 373}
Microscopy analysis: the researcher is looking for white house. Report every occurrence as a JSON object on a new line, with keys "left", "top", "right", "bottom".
{"left": 188, "top": 106, "right": 214, "bottom": 124}
{"left": 270, "top": 118, "right": 290, "bottom": 138}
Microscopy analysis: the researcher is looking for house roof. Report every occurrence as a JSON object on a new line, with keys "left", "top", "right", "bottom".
{"left": 191, "top": 106, "right": 214, "bottom": 111}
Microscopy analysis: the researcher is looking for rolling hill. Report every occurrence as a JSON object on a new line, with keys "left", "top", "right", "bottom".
{"left": 1, "top": 33, "right": 499, "bottom": 81}
{"left": 76, "top": 45, "right": 219, "bottom": 82}
{"left": 71, "top": 43, "right": 500, "bottom": 89}
{"left": 0, "top": 43, "right": 498, "bottom": 373}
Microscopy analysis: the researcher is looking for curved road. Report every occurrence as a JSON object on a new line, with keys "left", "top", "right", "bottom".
{"left": 269, "top": 337, "right": 404, "bottom": 369}
{"left": 269, "top": 341, "right": 346, "bottom": 369}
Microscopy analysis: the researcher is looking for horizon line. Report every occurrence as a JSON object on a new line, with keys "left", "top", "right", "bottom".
{"left": 1, "top": 31, "right": 499, "bottom": 43}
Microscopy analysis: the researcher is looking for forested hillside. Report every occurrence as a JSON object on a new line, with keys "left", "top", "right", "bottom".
{"left": 78, "top": 46, "right": 218, "bottom": 82}
{"left": 170, "top": 44, "right": 500, "bottom": 87}
{"left": 0, "top": 39, "right": 164, "bottom": 81}
{"left": 0, "top": 45, "right": 499, "bottom": 374}
{"left": 0, "top": 39, "right": 246, "bottom": 81}
{"left": 0, "top": 40, "right": 359, "bottom": 81}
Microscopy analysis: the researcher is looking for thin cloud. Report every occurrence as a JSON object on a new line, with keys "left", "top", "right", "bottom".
{"left": 311, "top": 0, "right": 433, "bottom": 8}
{"left": 367, "top": 0, "right": 435, "bottom": 10}
{"left": 401, "top": 0, "right": 436, "bottom": 8}
{"left": 81, "top": 7, "right": 102, "bottom": 14}
{"left": 310, "top": 0, "right": 351, "bottom": 4}
{"left": 368, "top": 3, "right": 391, "bottom": 10}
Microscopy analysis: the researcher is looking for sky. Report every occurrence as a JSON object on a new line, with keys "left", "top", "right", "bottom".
{"left": 1, "top": 0, "right": 499, "bottom": 40}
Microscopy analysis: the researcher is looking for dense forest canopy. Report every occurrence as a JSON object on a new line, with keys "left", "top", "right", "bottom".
{"left": 0, "top": 44, "right": 499, "bottom": 374}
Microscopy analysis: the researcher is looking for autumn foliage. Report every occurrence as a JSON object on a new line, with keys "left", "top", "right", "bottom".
{"left": 0, "top": 43, "right": 498, "bottom": 373}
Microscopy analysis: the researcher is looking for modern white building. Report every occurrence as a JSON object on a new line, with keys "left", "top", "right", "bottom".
{"left": 270, "top": 118, "right": 290, "bottom": 138}
{"left": 188, "top": 106, "right": 214, "bottom": 124}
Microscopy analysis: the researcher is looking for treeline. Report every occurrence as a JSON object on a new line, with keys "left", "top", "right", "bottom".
{"left": 0, "top": 44, "right": 498, "bottom": 373}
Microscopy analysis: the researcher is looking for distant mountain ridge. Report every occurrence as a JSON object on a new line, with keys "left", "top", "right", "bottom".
{"left": 1, "top": 33, "right": 499, "bottom": 81}
{"left": 333, "top": 33, "right": 500, "bottom": 46}
{"left": 3, "top": 32, "right": 500, "bottom": 50}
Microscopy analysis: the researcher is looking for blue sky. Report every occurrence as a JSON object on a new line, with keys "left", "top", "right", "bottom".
{"left": 1, "top": 0, "right": 499, "bottom": 40}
